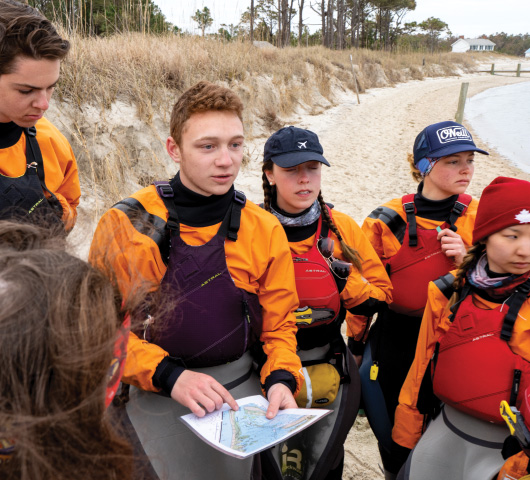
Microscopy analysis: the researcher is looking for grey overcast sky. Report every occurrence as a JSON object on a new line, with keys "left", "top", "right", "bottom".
{"left": 155, "top": 0, "right": 530, "bottom": 38}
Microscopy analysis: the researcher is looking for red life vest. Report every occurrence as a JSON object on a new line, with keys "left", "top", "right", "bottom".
{"left": 292, "top": 210, "right": 341, "bottom": 329}
{"left": 385, "top": 193, "right": 471, "bottom": 317}
{"left": 432, "top": 291, "right": 530, "bottom": 424}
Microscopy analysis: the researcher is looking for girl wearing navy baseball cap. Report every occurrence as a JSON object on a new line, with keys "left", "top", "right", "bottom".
{"left": 358, "top": 120, "right": 489, "bottom": 479}
{"left": 260, "top": 126, "right": 393, "bottom": 480}
{"left": 393, "top": 177, "right": 530, "bottom": 480}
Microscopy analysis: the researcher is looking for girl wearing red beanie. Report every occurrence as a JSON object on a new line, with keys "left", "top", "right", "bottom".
{"left": 392, "top": 176, "right": 530, "bottom": 480}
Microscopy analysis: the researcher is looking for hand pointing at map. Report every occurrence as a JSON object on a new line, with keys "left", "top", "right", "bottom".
{"left": 266, "top": 383, "right": 298, "bottom": 419}
{"left": 171, "top": 370, "right": 239, "bottom": 417}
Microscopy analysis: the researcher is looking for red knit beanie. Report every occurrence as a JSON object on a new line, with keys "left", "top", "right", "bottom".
{"left": 473, "top": 176, "right": 530, "bottom": 244}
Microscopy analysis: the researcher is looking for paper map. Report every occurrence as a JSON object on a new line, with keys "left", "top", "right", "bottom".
{"left": 180, "top": 395, "right": 331, "bottom": 459}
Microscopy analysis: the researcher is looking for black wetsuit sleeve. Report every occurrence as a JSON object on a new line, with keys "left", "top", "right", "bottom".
{"left": 347, "top": 298, "right": 387, "bottom": 317}
{"left": 263, "top": 369, "right": 297, "bottom": 395}
{"left": 388, "top": 440, "right": 412, "bottom": 474}
{"left": 347, "top": 337, "right": 365, "bottom": 356}
{"left": 152, "top": 357, "right": 186, "bottom": 395}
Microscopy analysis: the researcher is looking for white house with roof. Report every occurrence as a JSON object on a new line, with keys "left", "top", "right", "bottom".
{"left": 525, "top": 48, "right": 530, "bottom": 58}
{"left": 451, "top": 37, "right": 496, "bottom": 53}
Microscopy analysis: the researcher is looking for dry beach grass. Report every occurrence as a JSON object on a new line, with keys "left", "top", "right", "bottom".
{"left": 52, "top": 34, "right": 478, "bottom": 206}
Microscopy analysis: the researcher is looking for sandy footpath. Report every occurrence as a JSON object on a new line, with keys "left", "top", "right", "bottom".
{"left": 236, "top": 71, "right": 530, "bottom": 480}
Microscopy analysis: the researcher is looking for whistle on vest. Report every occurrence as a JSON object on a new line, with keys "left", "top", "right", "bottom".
{"left": 143, "top": 314, "right": 154, "bottom": 340}
{"left": 294, "top": 306, "right": 335, "bottom": 326}
{"left": 370, "top": 362, "right": 379, "bottom": 381}
{"left": 500, "top": 400, "right": 530, "bottom": 449}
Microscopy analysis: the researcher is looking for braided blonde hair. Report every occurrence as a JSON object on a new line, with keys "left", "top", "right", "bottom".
{"left": 408, "top": 153, "right": 422, "bottom": 183}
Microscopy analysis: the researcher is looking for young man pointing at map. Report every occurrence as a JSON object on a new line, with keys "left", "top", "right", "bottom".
{"left": 89, "top": 81, "right": 303, "bottom": 479}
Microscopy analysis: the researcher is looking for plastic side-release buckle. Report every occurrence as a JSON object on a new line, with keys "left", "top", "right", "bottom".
{"left": 452, "top": 201, "right": 466, "bottom": 216}
{"left": 233, "top": 190, "right": 246, "bottom": 206}
{"left": 25, "top": 126, "right": 37, "bottom": 138}
{"left": 403, "top": 202, "right": 415, "bottom": 215}
{"left": 154, "top": 182, "right": 174, "bottom": 198}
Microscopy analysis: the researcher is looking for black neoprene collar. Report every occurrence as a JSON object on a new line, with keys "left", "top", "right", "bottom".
{"left": 414, "top": 181, "right": 459, "bottom": 221}
{"left": 0, "top": 122, "right": 24, "bottom": 149}
{"left": 168, "top": 172, "right": 235, "bottom": 227}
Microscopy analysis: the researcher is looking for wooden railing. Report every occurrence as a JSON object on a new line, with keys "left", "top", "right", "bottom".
{"left": 478, "top": 64, "right": 530, "bottom": 76}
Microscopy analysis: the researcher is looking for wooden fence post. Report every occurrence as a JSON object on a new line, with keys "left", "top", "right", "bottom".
{"left": 517, "top": 63, "right": 521, "bottom": 77}
{"left": 455, "top": 82, "right": 469, "bottom": 124}
{"left": 490, "top": 63, "right": 495, "bottom": 75}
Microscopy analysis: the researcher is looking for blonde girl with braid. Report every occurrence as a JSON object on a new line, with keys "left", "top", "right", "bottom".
{"left": 392, "top": 177, "right": 530, "bottom": 480}
{"left": 359, "top": 121, "right": 488, "bottom": 480}
{"left": 260, "top": 126, "right": 392, "bottom": 480}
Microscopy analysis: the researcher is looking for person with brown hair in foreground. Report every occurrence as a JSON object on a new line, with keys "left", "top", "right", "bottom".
{"left": 0, "top": 221, "right": 132, "bottom": 480}
{"left": 0, "top": 0, "right": 80, "bottom": 230}
{"left": 89, "top": 81, "right": 303, "bottom": 479}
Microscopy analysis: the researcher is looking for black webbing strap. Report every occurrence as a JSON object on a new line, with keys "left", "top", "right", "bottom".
{"left": 446, "top": 194, "right": 472, "bottom": 232}
{"left": 24, "top": 126, "right": 62, "bottom": 212}
{"left": 368, "top": 206, "right": 407, "bottom": 245}
{"left": 218, "top": 190, "right": 246, "bottom": 241}
{"left": 510, "top": 369, "right": 522, "bottom": 406}
{"left": 112, "top": 197, "right": 170, "bottom": 264}
{"left": 448, "top": 283, "right": 472, "bottom": 323}
{"left": 402, "top": 194, "right": 418, "bottom": 247}
{"left": 153, "top": 183, "right": 246, "bottom": 241}
{"left": 501, "top": 279, "right": 530, "bottom": 341}
{"left": 153, "top": 181, "right": 180, "bottom": 235}
{"left": 433, "top": 272, "right": 456, "bottom": 300}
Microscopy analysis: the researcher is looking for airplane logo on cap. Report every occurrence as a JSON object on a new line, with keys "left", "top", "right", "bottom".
{"left": 297, "top": 141, "right": 307, "bottom": 149}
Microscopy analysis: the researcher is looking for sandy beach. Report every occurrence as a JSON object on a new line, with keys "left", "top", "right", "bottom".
{"left": 238, "top": 71, "right": 530, "bottom": 225}
{"left": 65, "top": 65, "right": 530, "bottom": 479}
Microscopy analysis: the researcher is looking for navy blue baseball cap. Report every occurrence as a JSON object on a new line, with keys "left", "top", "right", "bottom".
{"left": 264, "top": 126, "right": 330, "bottom": 167}
{"left": 413, "top": 121, "right": 489, "bottom": 164}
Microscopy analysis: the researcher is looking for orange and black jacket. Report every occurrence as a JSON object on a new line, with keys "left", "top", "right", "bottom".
{"left": 287, "top": 208, "right": 392, "bottom": 352}
{"left": 392, "top": 278, "right": 530, "bottom": 449}
{"left": 0, "top": 118, "right": 80, "bottom": 230}
{"left": 89, "top": 176, "right": 304, "bottom": 397}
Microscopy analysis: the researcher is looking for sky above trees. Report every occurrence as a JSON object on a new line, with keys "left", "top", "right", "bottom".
{"left": 154, "top": 0, "right": 530, "bottom": 38}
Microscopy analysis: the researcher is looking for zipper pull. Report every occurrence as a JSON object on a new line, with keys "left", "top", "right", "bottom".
{"left": 243, "top": 300, "right": 250, "bottom": 324}
{"left": 370, "top": 362, "right": 379, "bottom": 381}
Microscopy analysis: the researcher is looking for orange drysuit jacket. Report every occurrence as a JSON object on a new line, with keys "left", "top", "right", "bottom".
{"left": 89, "top": 185, "right": 304, "bottom": 396}
{"left": 392, "top": 278, "right": 530, "bottom": 449}
{"left": 0, "top": 118, "right": 80, "bottom": 230}
{"left": 288, "top": 209, "right": 392, "bottom": 327}
{"left": 346, "top": 196, "right": 479, "bottom": 339}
